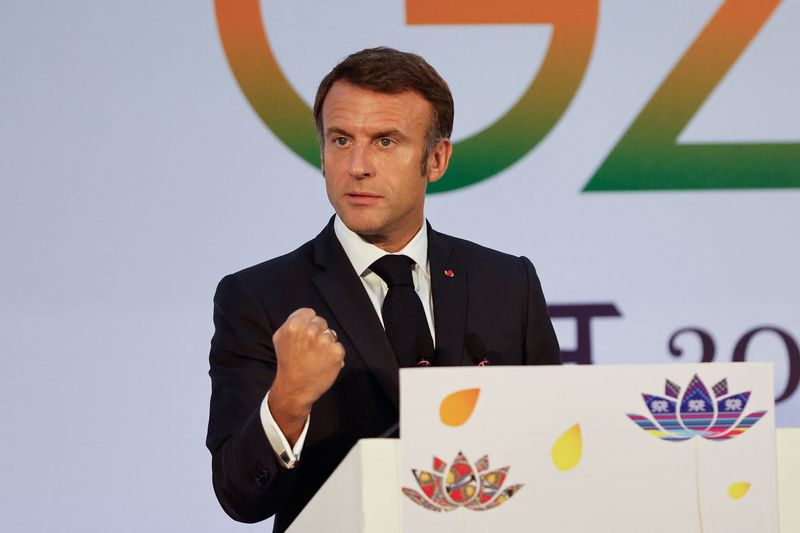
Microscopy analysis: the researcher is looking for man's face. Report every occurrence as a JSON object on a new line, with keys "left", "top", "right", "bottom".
{"left": 321, "top": 81, "right": 451, "bottom": 252}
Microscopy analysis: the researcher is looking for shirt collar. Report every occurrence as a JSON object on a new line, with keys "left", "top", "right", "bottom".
{"left": 333, "top": 215, "right": 429, "bottom": 278}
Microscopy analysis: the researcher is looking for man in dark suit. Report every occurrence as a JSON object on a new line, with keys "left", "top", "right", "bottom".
{"left": 207, "top": 47, "right": 560, "bottom": 532}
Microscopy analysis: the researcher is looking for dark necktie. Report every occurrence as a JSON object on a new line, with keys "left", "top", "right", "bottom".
{"left": 369, "top": 255, "right": 434, "bottom": 367}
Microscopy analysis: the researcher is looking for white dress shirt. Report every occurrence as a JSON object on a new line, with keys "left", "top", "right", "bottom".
{"left": 260, "top": 216, "right": 435, "bottom": 468}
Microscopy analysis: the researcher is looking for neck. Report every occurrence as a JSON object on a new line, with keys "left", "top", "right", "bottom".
{"left": 359, "top": 224, "right": 424, "bottom": 253}
{"left": 360, "top": 234, "right": 411, "bottom": 253}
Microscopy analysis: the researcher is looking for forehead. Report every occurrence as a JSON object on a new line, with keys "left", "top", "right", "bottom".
{"left": 321, "top": 81, "right": 432, "bottom": 134}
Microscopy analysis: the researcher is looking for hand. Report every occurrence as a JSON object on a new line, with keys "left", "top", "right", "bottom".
{"left": 268, "top": 308, "right": 345, "bottom": 443}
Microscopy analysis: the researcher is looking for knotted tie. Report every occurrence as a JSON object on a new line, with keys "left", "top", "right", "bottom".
{"left": 369, "top": 255, "right": 434, "bottom": 367}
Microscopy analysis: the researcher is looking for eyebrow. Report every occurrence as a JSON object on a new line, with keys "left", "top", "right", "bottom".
{"left": 372, "top": 129, "right": 409, "bottom": 142}
{"left": 324, "top": 127, "right": 410, "bottom": 142}
{"left": 325, "top": 127, "right": 352, "bottom": 138}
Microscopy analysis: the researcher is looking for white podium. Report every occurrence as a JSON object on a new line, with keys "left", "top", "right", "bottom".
{"left": 777, "top": 429, "right": 800, "bottom": 533}
{"left": 288, "top": 430, "right": 798, "bottom": 532}
{"left": 288, "top": 364, "right": 797, "bottom": 532}
{"left": 287, "top": 439, "right": 401, "bottom": 533}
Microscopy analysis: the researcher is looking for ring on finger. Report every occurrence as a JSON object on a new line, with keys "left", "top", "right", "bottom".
{"left": 322, "top": 328, "right": 338, "bottom": 342}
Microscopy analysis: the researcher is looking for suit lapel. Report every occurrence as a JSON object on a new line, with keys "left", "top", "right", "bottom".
{"left": 312, "top": 220, "right": 400, "bottom": 410}
{"left": 428, "top": 224, "right": 468, "bottom": 366}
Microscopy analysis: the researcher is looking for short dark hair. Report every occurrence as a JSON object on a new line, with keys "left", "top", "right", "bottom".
{"left": 313, "top": 47, "right": 454, "bottom": 170}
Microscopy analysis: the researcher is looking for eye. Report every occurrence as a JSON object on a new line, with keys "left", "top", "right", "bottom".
{"left": 378, "top": 138, "right": 393, "bottom": 147}
{"left": 332, "top": 136, "right": 349, "bottom": 146}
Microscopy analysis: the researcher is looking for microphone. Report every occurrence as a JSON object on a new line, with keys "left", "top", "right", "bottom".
{"left": 415, "top": 334, "right": 435, "bottom": 366}
{"left": 379, "top": 421, "right": 400, "bottom": 439}
{"left": 464, "top": 333, "right": 490, "bottom": 366}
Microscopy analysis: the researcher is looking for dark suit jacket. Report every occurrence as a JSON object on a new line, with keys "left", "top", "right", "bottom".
{"left": 206, "top": 219, "right": 560, "bottom": 532}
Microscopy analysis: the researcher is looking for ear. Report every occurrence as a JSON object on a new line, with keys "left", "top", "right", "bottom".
{"left": 319, "top": 140, "right": 326, "bottom": 177}
{"left": 426, "top": 139, "right": 453, "bottom": 183}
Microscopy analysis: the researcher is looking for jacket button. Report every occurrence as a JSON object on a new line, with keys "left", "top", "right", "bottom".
{"left": 255, "top": 470, "right": 270, "bottom": 487}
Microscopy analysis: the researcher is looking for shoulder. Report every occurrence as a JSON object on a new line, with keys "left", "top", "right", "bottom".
{"left": 215, "top": 234, "right": 320, "bottom": 303}
{"left": 431, "top": 228, "right": 532, "bottom": 276}
{"left": 234, "top": 239, "right": 316, "bottom": 284}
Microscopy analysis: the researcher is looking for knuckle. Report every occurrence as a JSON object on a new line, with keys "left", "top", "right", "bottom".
{"left": 288, "top": 307, "right": 315, "bottom": 324}
{"left": 298, "top": 307, "right": 316, "bottom": 318}
{"left": 286, "top": 320, "right": 301, "bottom": 334}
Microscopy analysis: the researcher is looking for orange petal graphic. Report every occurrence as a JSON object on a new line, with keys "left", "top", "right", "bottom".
{"left": 552, "top": 423, "right": 582, "bottom": 471}
{"left": 439, "top": 388, "right": 480, "bottom": 427}
{"left": 728, "top": 482, "right": 751, "bottom": 500}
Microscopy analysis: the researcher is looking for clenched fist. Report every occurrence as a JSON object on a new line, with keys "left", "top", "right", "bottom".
{"left": 268, "top": 308, "right": 345, "bottom": 444}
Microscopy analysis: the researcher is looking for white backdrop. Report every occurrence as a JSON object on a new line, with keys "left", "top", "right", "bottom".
{"left": 1, "top": 1, "right": 797, "bottom": 531}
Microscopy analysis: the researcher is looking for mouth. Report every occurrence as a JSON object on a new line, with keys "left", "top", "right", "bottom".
{"left": 345, "top": 192, "right": 382, "bottom": 205}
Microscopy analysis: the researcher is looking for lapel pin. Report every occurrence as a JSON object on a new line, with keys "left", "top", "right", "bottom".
{"left": 443, "top": 269, "right": 455, "bottom": 278}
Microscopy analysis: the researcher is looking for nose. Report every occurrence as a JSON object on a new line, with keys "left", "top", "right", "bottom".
{"left": 348, "top": 144, "right": 375, "bottom": 179}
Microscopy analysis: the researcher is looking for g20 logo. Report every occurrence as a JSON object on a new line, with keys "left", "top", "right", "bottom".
{"left": 215, "top": 0, "right": 799, "bottom": 193}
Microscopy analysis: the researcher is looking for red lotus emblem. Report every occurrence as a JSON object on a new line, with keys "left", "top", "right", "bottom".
{"left": 402, "top": 452, "right": 523, "bottom": 511}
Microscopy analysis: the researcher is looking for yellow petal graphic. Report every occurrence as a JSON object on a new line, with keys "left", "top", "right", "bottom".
{"left": 439, "top": 388, "right": 480, "bottom": 427}
{"left": 728, "top": 482, "right": 751, "bottom": 500}
{"left": 552, "top": 423, "right": 582, "bottom": 471}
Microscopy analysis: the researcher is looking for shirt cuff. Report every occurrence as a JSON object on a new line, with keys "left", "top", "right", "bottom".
{"left": 260, "top": 391, "right": 310, "bottom": 469}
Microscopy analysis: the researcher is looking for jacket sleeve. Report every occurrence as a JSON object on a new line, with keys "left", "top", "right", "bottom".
{"left": 521, "top": 256, "right": 562, "bottom": 365}
{"left": 206, "top": 273, "right": 298, "bottom": 523}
